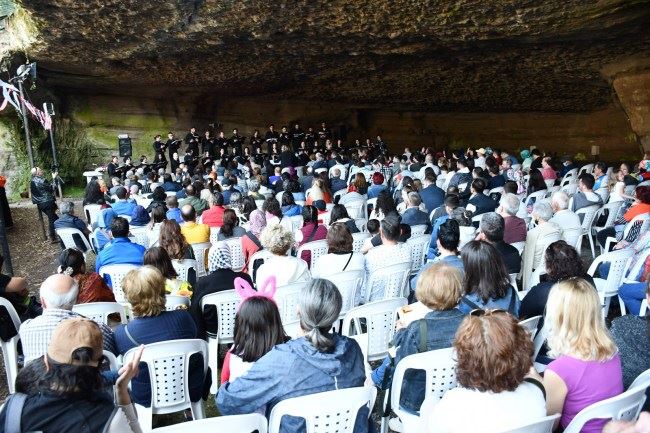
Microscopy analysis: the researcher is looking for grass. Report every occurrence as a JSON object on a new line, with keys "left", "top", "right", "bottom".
{"left": 62, "top": 185, "right": 85, "bottom": 199}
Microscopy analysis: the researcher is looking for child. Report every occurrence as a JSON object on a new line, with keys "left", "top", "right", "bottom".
{"left": 221, "top": 277, "right": 289, "bottom": 383}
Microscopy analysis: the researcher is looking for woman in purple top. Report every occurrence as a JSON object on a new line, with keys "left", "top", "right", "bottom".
{"left": 541, "top": 278, "right": 623, "bottom": 433}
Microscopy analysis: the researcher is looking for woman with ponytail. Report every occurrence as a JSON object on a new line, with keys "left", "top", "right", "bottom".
{"left": 216, "top": 279, "right": 369, "bottom": 433}
{"left": 58, "top": 248, "right": 115, "bottom": 304}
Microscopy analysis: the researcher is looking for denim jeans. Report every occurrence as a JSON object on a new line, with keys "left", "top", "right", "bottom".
{"left": 619, "top": 282, "right": 647, "bottom": 315}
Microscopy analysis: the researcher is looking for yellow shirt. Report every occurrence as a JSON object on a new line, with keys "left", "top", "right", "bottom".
{"left": 180, "top": 221, "right": 210, "bottom": 244}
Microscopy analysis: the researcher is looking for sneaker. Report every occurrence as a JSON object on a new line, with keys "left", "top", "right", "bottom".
{"left": 388, "top": 417, "right": 403, "bottom": 432}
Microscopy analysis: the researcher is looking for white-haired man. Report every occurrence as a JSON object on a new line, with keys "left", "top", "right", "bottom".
{"left": 19, "top": 274, "right": 116, "bottom": 362}
{"left": 549, "top": 191, "right": 581, "bottom": 235}
{"left": 497, "top": 193, "right": 527, "bottom": 244}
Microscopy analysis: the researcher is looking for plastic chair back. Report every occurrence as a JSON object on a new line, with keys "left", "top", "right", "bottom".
{"left": 563, "top": 386, "right": 647, "bottom": 433}
{"left": 130, "top": 228, "right": 150, "bottom": 249}
{"left": 155, "top": 414, "right": 268, "bottom": 433}
{"left": 344, "top": 200, "right": 366, "bottom": 219}
{"left": 209, "top": 227, "right": 221, "bottom": 245}
{"left": 172, "top": 259, "right": 197, "bottom": 285}
{"left": 342, "top": 298, "right": 407, "bottom": 362}
{"left": 98, "top": 264, "right": 140, "bottom": 303}
{"left": 0, "top": 298, "right": 21, "bottom": 393}
{"left": 500, "top": 414, "right": 560, "bottom": 433}
{"left": 354, "top": 218, "right": 367, "bottom": 232}
{"left": 352, "top": 232, "right": 370, "bottom": 252}
{"left": 406, "top": 234, "right": 430, "bottom": 275}
{"left": 191, "top": 242, "right": 211, "bottom": 277}
{"left": 510, "top": 241, "right": 525, "bottom": 254}
{"left": 297, "top": 240, "right": 329, "bottom": 269}
{"left": 72, "top": 302, "right": 128, "bottom": 325}
{"left": 225, "top": 238, "right": 246, "bottom": 272}
{"left": 269, "top": 386, "right": 376, "bottom": 433}
{"left": 640, "top": 299, "right": 648, "bottom": 316}
{"left": 578, "top": 163, "right": 594, "bottom": 176}
{"left": 364, "top": 261, "right": 411, "bottom": 303}
{"left": 84, "top": 204, "right": 102, "bottom": 225}
{"left": 123, "top": 339, "right": 208, "bottom": 423}
{"left": 165, "top": 295, "right": 190, "bottom": 311}
{"left": 629, "top": 368, "right": 650, "bottom": 391}
{"left": 55, "top": 227, "right": 93, "bottom": 253}
{"left": 324, "top": 269, "right": 365, "bottom": 316}
{"left": 200, "top": 289, "right": 238, "bottom": 344}
{"left": 518, "top": 315, "right": 541, "bottom": 341}
{"left": 410, "top": 224, "right": 427, "bottom": 237}
{"left": 276, "top": 281, "right": 308, "bottom": 325}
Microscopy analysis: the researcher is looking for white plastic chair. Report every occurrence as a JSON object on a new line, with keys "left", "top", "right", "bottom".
{"left": 171, "top": 259, "right": 197, "bottom": 284}
{"left": 247, "top": 249, "right": 273, "bottom": 278}
{"left": 324, "top": 269, "right": 365, "bottom": 315}
{"left": 603, "top": 213, "right": 650, "bottom": 254}
{"left": 544, "top": 179, "right": 556, "bottom": 190}
{"left": 104, "top": 349, "right": 120, "bottom": 371}
{"left": 523, "top": 190, "right": 548, "bottom": 210}
{"left": 165, "top": 191, "right": 177, "bottom": 197}
{"left": 518, "top": 315, "right": 541, "bottom": 341}
{"left": 268, "top": 386, "right": 376, "bottom": 433}
{"left": 0, "top": 298, "right": 21, "bottom": 393}
{"left": 366, "top": 197, "right": 378, "bottom": 219}
{"left": 165, "top": 295, "right": 190, "bottom": 311}
{"left": 575, "top": 204, "right": 600, "bottom": 258}
{"left": 640, "top": 299, "right": 648, "bottom": 316}
{"left": 98, "top": 264, "right": 140, "bottom": 303}
{"left": 129, "top": 228, "right": 150, "bottom": 249}
{"left": 83, "top": 204, "right": 102, "bottom": 226}
{"left": 578, "top": 163, "right": 594, "bottom": 176}
{"left": 587, "top": 248, "right": 635, "bottom": 318}
{"left": 72, "top": 302, "right": 128, "bottom": 325}
{"left": 352, "top": 232, "right": 371, "bottom": 252}
{"left": 345, "top": 200, "right": 366, "bottom": 219}
{"left": 190, "top": 242, "right": 211, "bottom": 277}
{"left": 629, "top": 368, "right": 650, "bottom": 391}
{"left": 296, "top": 239, "right": 329, "bottom": 269}
{"left": 275, "top": 281, "right": 308, "bottom": 326}
{"left": 563, "top": 385, "right": 647, "bottom": 433}
{"left": 55, "top": 227, "right": 94, "bottom": 253}
{"left": 382, "top": 348, "right": 456, "bottom": 433}
{"left": 333, "top": 189, "right": 348, "bottom": 202}
{"left": 209, "top": 227, "right": 221, "bottom": 245}
{"left": 254, "top": 199, "right": 265, "bottom": 209}
{"left": 500, "top": 414, "right": 561, "bottom": 433}
{"left": 225, "top": 238, "right": 245, "bottom": 272}
{"left": 560, "top": 168, "right": 578, "bottom": 186}
{"left": 123, "top": 339, "right": 209, "bottom": 432}
{"left": 561, "top": 183, "right": 579, "bottom": 196}
{"left": 354, "top": 218, "right": 367, "bottom": 232}
{"left": 406, "top": 234, "right": 430, "bottom": 275}
{"left": 410, "top": 224, "right": 428, "bottom": 237}
{"left": 591, "top": 201, "right": 623, "bottom": 236}
{"left": 155, "top": 414, "right": 268, "bottom": 433}
{"left": 200, "top": 289, "right": 238, "bottom": 392}
{"left": 341, "top": 297, "right": 407, "bottom": 362}
{"left": 364, "top": 261, "right": 411, "bottom": 303}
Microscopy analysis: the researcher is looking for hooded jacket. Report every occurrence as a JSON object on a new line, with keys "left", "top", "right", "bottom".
{"left": 216, "top": 334, "right": 368, "bottom": 433}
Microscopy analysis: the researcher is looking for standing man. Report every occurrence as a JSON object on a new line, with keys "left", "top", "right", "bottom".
{"left": 291, "top": 123, "right": 305, "bottom": 152}
{"left": 185, "top": 127, "right": 199, "bottom": 146}
{"left": 153, "top": 135, "right": 166, "bottom": 161}
{"left": 229, "top": 128, "right": 245, "bottom": 156}
{"left": 265, "top": 124, "right": 279, "bottom": 152}
{"left": 30, "top": 167, "right": 58, "bottom": 243}
{"left": 166, "top": 131, "right": 180, "bottom": 163}
{"left": 201, "top": 130, "right": 214, "bottom": 157}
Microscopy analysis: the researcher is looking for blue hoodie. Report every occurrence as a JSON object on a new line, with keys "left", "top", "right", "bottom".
{"left": 216, "top": 334, "right": 368, "bottom": 433}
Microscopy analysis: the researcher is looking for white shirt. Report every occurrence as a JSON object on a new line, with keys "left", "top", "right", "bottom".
{"left": 312, "top": 252, "right": 365, "bottom": 278}
{"left": 256, "top": 255, "right": 310, "bottom": 287}
{"left": 427, "top": 382, "right": 546, "bottom": 433}
{"left": 549, "top": 209, "right": 581, "bottom": 232}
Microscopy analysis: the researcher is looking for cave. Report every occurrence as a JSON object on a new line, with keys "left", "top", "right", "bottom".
{"left": 0, "top": 0, "right": 649, "bottom": 161}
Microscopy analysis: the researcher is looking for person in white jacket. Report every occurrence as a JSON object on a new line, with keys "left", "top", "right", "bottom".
{"left": 255, "top": 223, "right": 310, "bottom": 287}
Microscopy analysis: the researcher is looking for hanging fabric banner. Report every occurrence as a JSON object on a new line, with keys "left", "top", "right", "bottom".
{"left": 0, "top": 79, "right": 52, "bottom": 130}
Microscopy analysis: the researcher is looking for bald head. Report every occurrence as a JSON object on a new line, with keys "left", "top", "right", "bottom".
{"left": 181, "top": 204, "right": 196, "bottom": 222}
{"left": 40, "top": 274, "right": 79, "bottom": 310}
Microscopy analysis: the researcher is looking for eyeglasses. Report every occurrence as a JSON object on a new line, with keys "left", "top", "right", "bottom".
{"left": 469, "top": 308, "right": 509, "bottom": 317}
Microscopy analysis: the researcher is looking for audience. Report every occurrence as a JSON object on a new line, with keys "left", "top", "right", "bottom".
{"left": 180, "top": 205, "right": 210, "bottom": 244}
{"left": 549, "top": 190, "right": 581, "bottom": 242}
{"left": 165, "top": 195, "right": 184, "bottom": 224}
{"left": 159, "top": 219, "right": 195, "bottom": 260}
{"left": 520, "top": 202, "right": 560, "bottom": 291}
{"left": 296, "top": 205, "right": 328, "bottom": 265}
{"left": 111, "top": 187, "right": 136, "bottom": 216}
{"left": 179, "top": 185, "right": 209, "bottom": 216}
{"left": 476, "top": 212, "right": 521, "bottom": 275}
{"left": 217, "top": 209, "right": 246, "bottom": 240}
{"left": 58, "top": 248, "right": 115, "bottom": 304}
{"left": 312, "top": 223, "right": 365, "bottom": 278}
{"left": 94, "top": 217, "right": 146, "bottom": 272}
{"left": 143, "top": 246, "right": 193, "bottom": 297}
{"left": 467, "top": 178, "right": 497, "bottom": 216}
{"left": 400, "top": 192, "right": 431, "bottom": 231}
{"left": 419, "top": 172, "right": 444, "bottom": 213}
{"left": 256, "top": 224, "right": 310, "bottom": 286}
{"left": 53, "top": 201, "right": 91, "bottom": 251}
{"left": 497, "top": 193, "right": 527, "bottom": 244}
{"left": 329, "top": 204, "right": 360, "bottom": 233}
{"left": 241, "top": 209, "right": 267, "bottom": 274}
{"left": 571, "top": 173, "right": 603, "bottom": 212}
{"left": 217, "top": 279, "right": 368, "bottom": 433}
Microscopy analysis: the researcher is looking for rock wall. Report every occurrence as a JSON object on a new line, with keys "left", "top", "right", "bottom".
{"left": 61, "top": 92, "right": 638, "bottom": 163}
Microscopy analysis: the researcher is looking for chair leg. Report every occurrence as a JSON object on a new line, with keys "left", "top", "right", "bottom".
{"left": 191, "top": 400, "right": 206, "bottom": 420}
{"left": 5, "top": 339, "right": 19, "bottom": 394}
{"left": 618, "top": 295, "right": 627, "bottom": 316}
{"left": 134, "top": 403, "right": 153, "bottom": 432}
{"left": 602, "top": 296, "right": 611, "bottom": 321}
{"left": 588, "top": 234, "right": 596, "bottom": 259}
{"left": 207, "top": 337, "right": 220, "bottom": 394}
{"left": 380, "top": 391, "right": 390, "bottom": 433}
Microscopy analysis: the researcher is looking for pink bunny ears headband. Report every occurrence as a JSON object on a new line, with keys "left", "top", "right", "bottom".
{"left": 234, "top": 276, "right": 277, "bottom": 311}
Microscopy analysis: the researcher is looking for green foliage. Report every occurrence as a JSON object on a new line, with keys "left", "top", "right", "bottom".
{"left": 4, "top": 114, "right": 95, "bottom": 199}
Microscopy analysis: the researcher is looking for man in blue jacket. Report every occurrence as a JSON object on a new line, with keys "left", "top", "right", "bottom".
{"left": 95, "top": 217, "right": 145, "bottom": 272}
{"left": 419, "top": 171, "right": 444, "bottom": 214}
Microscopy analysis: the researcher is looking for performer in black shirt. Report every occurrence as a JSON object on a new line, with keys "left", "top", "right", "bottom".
{"left": 278, "top": 126, "right": 290, "bottom": 146}
{"left": 291, "top": 123, "right": 305, "bottom": 152}
{"left": 107, "top": 155, "right": 119, "bottom": 178}
{"left": 215, "top": 130, "right": 227, "bottom": 155}
{"left": 305, "top": 127, "right": 316, "bottom": 150}
{"left": 318, "top": 122, "right": 331, "bottom": 145}
{"left": 166, "top": 132, "right": 181, "bottom": 162}
{"left": 229, "top": 128, "right": 245, "bottom": 156}
{"left": 122, "top": 156, "right": 134, "bottom": 178}
{"left": 279, "top": 145, "right": 296, "bottom": 168}
{"left": 153, "top": 135, "right": 166, "bottom": 160}
{"left": 201, "top": 131, "right": 214, "bottom": 156}
{"left": 265, "top": 124, "right": 279, "bottom": 150}
{"left": 185, "top": 127, "right": 199, "bottom": 145}
{"left": 153, "top": 152, "right": 167, "bottom": 172}
{"left": 250, "top": 130, "right": 264, "bottom": 153}
{"left": 186, "top": 137, "right": 199, "bottom": 158}
{"left": 170, "top": 151, "right": 181, "bottom": 173}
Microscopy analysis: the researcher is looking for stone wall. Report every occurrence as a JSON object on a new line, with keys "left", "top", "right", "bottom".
{"left": 61, "top": 92, "right": 640, "bottom": 164}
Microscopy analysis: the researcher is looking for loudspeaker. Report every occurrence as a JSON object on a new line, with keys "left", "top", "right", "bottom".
{"left": 118, "top": 137, "right": 132, "bottom": 157}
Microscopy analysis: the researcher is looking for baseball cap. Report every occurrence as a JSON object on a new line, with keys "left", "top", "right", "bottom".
{"left": 476, "top": 148, "right": 486, "bottom": 155}
{"left": 47, "top": 318, "right": 103, "bottom": 366}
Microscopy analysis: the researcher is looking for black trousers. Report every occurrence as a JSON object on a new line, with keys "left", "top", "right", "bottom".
{"left": 37, "top": 201, "right": 58, "bottom": 238}
{"left": 597, "top": 227, "right": 617, "bottom": 249}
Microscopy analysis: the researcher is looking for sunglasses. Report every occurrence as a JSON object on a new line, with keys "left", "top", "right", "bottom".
{"left": 469, "top": 308, "right": 509, "bottom": 317}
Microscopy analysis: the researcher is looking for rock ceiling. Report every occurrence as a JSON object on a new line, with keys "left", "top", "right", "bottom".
{"left": 12, "top": 0, "right": 650, "bottom": 112}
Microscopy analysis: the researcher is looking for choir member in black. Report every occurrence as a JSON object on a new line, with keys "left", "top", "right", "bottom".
{"left": 201, "top": 151, "right": 213, "bottom": 170}
{"left": 122, "top": 156, "right": 134, "bottom": 178}
{"left": 278, "top": 126, "right": 290, "bottom": 147}
{"left": 218, "top": 148, "right": 231, "bottom": 169}
{"left": 153, "top": 135, "right": 166, "bottom": 160}
{"left": 215, "top": 130, "right": 227, "bottom": 155}
{"left": 291, "top": 123, "right": 305, "bottom": 152}
{"left": 305, "top": 127, "right": 316, "bottom": 150}
{"left": 184, "top": 148, "right": 198, "bottom": 174}
{"left": 375, "top": 135, "right": 387, "bottom": 154}
{"left": 265, "top": 124, "right": 279, "bottom": 150}
{"left": 270, "top": 142, "right": 280, "bottom": 156}
{"left": 166, "top": 132, "right": 181, "bottom": 162}
{"left": 279, "top": 145, "right": 296, "bottom": 169}
{"left": 201, "top": 131, "right": 214, "bottom": 156}
{"left": 324, "top": 139, "right": 333, "bottom": 153}
{"left": 336, "top": 139, "right": 345, "bottom": 151}
{"left": 297, "top": 148, "right": 310, "bottom": 167}
{"left": 249, "top": 130, "right": 264, "bottom": 153}
{"left": 107, "top": 155, "right": 119, "bottom": 178}
{"left": 253, "top": 148, "right": 265, "bottom": 166}
{"left": 186, "top": 137, "right": 199, "bottom": 158}
{"left": 170, "top": 152, "right": 181, "bottom": 173}
{"left": 138, "top": 155, "right": 151, "bottom": 175}
{"left": 243, "top": 147, "right": 252, "bottom": 159}
{"left": 153, "top": 152, "right": 167, "bottom": 172}
{"left": 229, "top": 128, "right": 245, "bottom": 156}
{"left": 318, "top": 122, "right": 331, "bottom": 145}
{"left": 185, "top": 127, "right": 199, "bottom": 145}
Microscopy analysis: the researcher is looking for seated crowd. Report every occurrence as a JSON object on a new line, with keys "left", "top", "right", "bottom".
{"left": 1, "top": 137, "right": 649, "bottom": 433}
